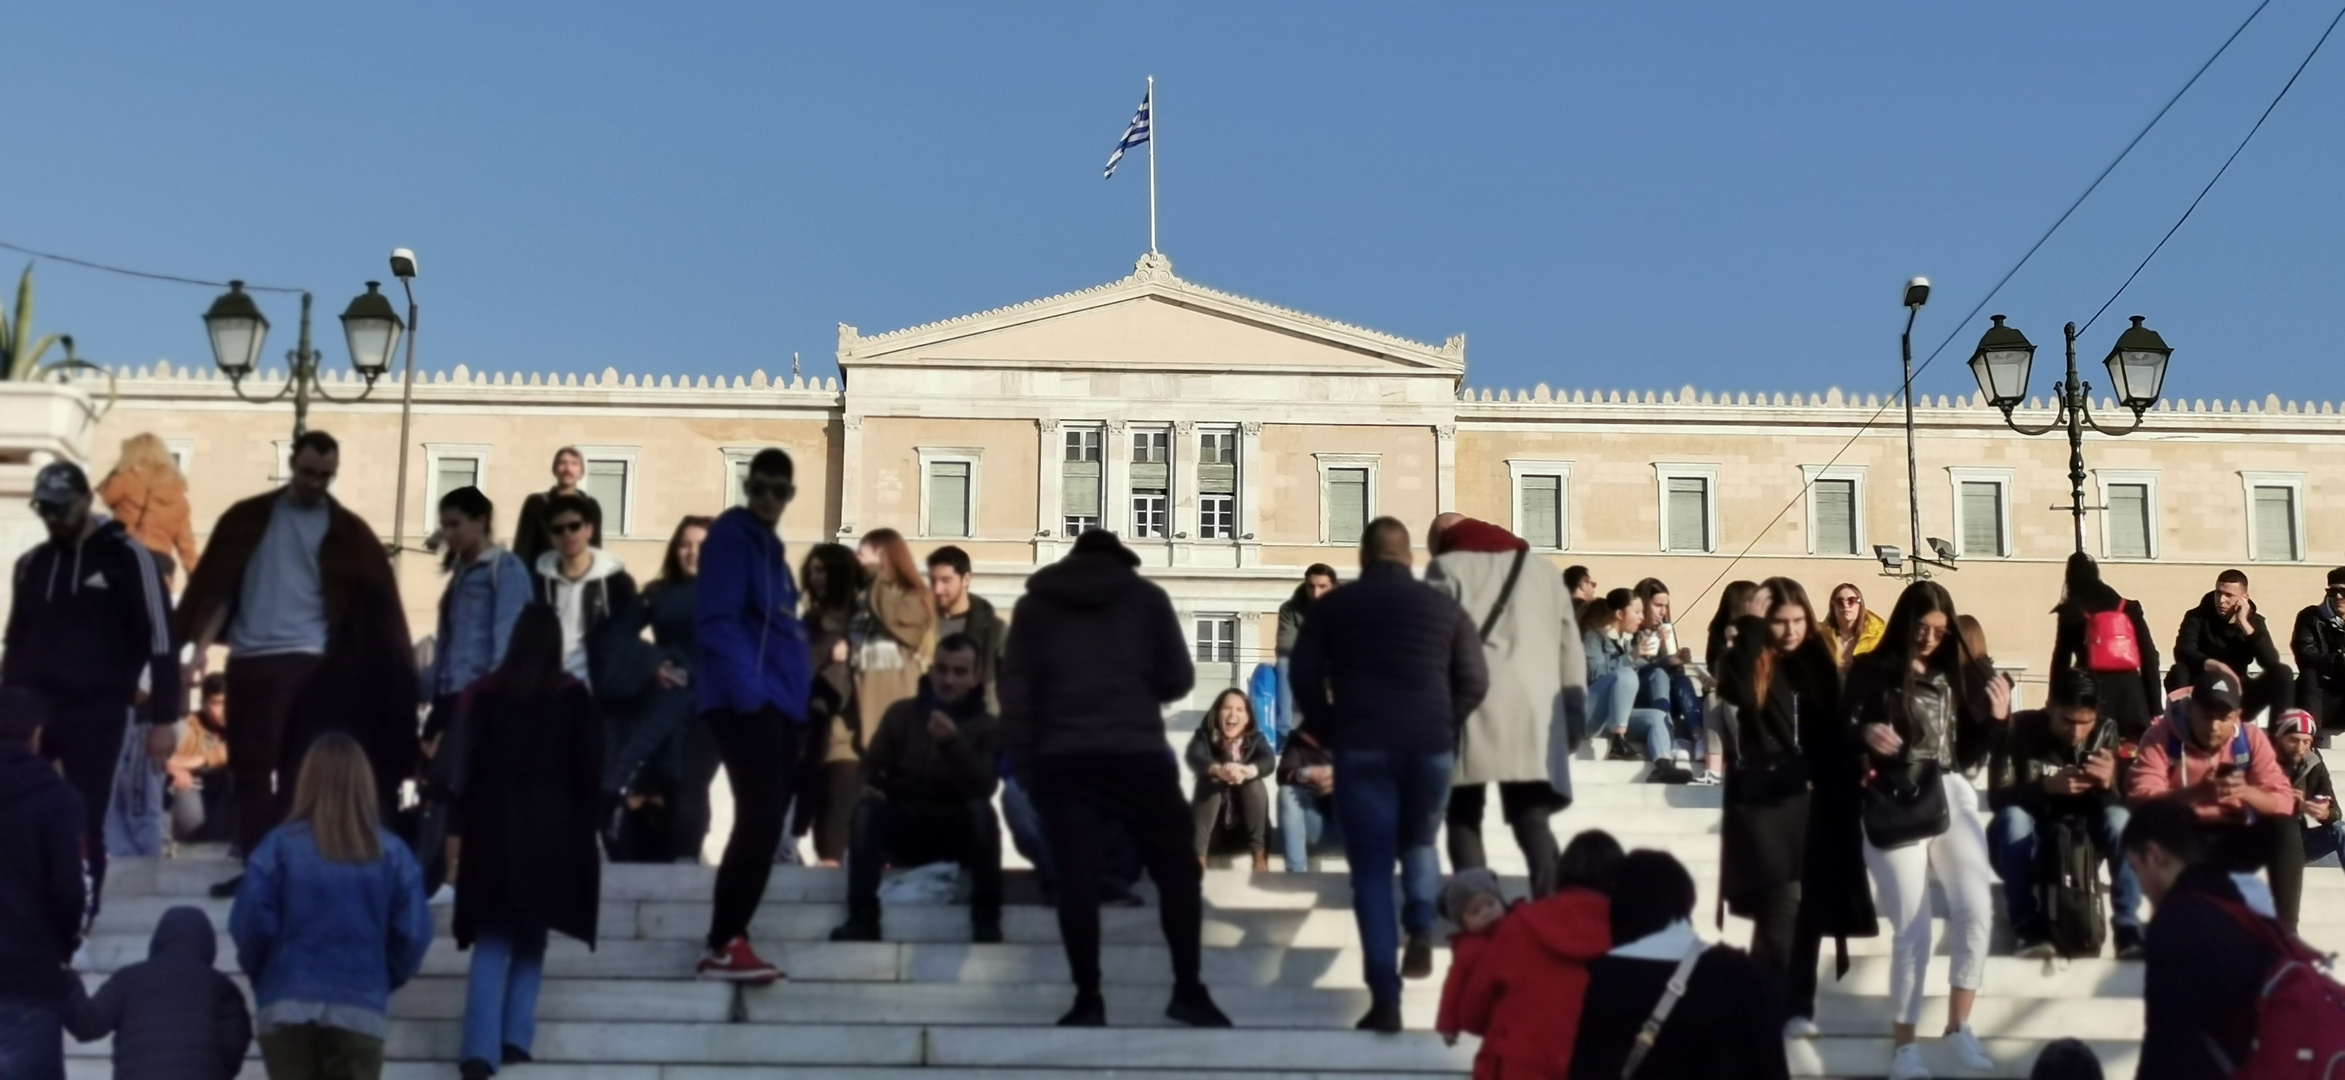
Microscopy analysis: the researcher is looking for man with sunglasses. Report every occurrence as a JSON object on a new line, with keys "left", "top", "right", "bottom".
{"left": 2288, "top": 567, "right": 2345, "bottom": 749}
{"left": 2, "top": 462, "right": 178, "bottom": 911}
{"left": 691, "top": 449, "right": 810, "bottom": 983}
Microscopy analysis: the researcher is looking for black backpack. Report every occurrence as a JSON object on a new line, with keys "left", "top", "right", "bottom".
{"left": 2038, "top": 814, "right": 2108, "bottom": 958}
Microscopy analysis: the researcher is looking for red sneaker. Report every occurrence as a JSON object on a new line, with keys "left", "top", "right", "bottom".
{"left": 696, "top": 936, "right": 783, "bottom": 984}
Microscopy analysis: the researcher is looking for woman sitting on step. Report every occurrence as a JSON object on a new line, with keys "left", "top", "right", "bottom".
{"left": 1188, "top": 688, "right": 1276, "bottom": 870}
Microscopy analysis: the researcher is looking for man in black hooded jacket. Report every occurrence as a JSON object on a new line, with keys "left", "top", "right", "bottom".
{"left": 2289, "top": 566, "right": 2345, "bottom": 744}
{"left": 2124, "top": 797, "right": 2284, "bottom": 1080}
{"left": 1000, "top": 529, "right": 1227, "bottom": 1030}
{"left": 2172, "top": 569, "right": 2291, "bottom": 723}
{"left": 0, "top": 689, "right": 85, "bottom": 1080}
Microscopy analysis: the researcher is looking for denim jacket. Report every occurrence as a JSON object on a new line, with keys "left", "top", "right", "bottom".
{"left": 426, "top": 547, "right": 530, "bottom": 699}
{"left": 228, "top": 824, "right": 431, "bottom": 1036}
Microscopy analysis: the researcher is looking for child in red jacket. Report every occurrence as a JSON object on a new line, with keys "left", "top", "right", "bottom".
{"left": 1453, "top": 832, "right": 1621, "bottom": 1080}
{"left": 1437, "top": 869, "right": 1512, "bottom": 1051}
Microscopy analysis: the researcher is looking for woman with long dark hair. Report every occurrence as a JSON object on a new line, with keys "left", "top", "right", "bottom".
{"left": 1845, "top": 581, "right": 2008, "bottom": 1080}
{"left": 836, "top": 529, "right": 935, "bottom": 861}
{"left": 2049, "top": 552, "right": 2161, "bottom": 738}
{"left": 795, "top": 543, "right": 864, "bottom": 863}
{"left": 603, "top": 516, "right": 717, "bottom": 863}
{"left": 1186, "top": 688, "right": 1276, "bottom": 869}
{"left": 453, "top": 605, "right": 602, "bottom": 1079}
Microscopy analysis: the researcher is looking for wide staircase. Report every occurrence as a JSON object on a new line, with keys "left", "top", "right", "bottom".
{"left": 75, "top": 750, "right": 2345, "bottom": 1079}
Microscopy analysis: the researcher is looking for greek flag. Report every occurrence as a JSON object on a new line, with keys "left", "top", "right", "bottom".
{"left": 1103, "top": 89, "right": 1150, "bottom": 179}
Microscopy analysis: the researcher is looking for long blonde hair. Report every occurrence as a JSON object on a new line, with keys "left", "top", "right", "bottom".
{"left": 109, "top": 433, "right": 184, "bottom": 487}
{"left": 287, "top": 732, "right": 382, "bottom": 864}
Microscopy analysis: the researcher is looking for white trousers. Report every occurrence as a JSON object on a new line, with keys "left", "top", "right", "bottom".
{"left": 1862, "top": 771, "right": 1994, "bottom": 1027}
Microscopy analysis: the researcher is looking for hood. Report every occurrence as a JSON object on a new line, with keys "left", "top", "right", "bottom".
{"left": 148, "top": 905, "right": 217, "bottom": 966}
{"left": 1024, "top": 552, "right": 1146, "bottom": 611}
{"left": 1516, "top": 888, "right": 1612, "bottom": 961}
{"left": 1433, "top": 517, "right": 1528, "bottom": 555}
{"left": 534, "top": 545, "right": 626, "bottom": 585}
{"left": 0, "top": 745, "right": 67, "bottom": 810}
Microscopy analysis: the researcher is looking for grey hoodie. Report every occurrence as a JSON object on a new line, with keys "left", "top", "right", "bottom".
{"left": 68, "top": 905, "right": 252, "bottom": 1079}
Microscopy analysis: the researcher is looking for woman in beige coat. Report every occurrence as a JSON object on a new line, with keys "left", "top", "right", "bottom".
{"left": 825, "top": 528, "right": 935, "bottom": 860}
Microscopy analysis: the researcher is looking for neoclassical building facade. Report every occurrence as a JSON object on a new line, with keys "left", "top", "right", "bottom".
{"left": 81, "top": 253, "right": 2345, "bottom": 709}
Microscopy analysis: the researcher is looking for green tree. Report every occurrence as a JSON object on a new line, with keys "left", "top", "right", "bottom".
{"left": 0, "top": 264, "right": 65, "bottom": 380}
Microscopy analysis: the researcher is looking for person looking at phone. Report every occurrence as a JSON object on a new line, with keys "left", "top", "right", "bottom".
{"left": 1986, "top": 669, "right": 2142, "bottom": 958}
{"left": 2268, "top": 709, "right": 2340, "bottom": 870}
{"left": 2128, "top": 664, "right": 2303, "bottom": 931}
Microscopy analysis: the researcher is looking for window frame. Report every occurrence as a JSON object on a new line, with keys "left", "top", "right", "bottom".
{"left": 720, "top": 446, "right": 762, "bottom": 509}
{"left": 1060, "top": 423, "right": 1106, "bottom": 538}
{"left": 1195, "top": 426, "right": 1240, "bottom": 541}
{"left": 2240, "top": 470, "right": 2307, "bottom": 563}
{"left": 164, "top": 438, "right": 194, "bottom": 478}
{"left": 1193, "top": 612, "right": 1238, "bottom": 664}
{"left": 1128, "top": 425, "right": 1173, "bottom": 539}
{"left": 1313, "top": 453, "right": 1381, "bottom": 546}
{"left": 1799, "top": 464, "right": 1867, "bottom": 557}
{"left": 1652, "top": 463, "right": 1721, "bottom": 554}
{"left": 1947, "top": 466, "right": 2015, "bottom": 560}
{"left": 915, "top": 446, "right": 984, "bottom": 541}
{"left": 423, "top": 442, "right": 493, "bottom": 510}
{"left": 571, "top": 444, "right": 642, "bottom": 540}
{"left": 1506, "top": 458, "right": 1573, "bottom": 552}
{"left": 2093, "top": 469, "right": 2160, "bottom": 562}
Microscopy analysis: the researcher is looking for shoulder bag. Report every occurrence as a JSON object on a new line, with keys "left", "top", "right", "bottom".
{"left": 1621, "top": 940, "right": 1711, "bottom": 1079}
{"left": 1862, "top": 752, "right": 1949, "bottom": 849}
{"left": 1478, "top": 548, "right": 1529, "bottom": 643}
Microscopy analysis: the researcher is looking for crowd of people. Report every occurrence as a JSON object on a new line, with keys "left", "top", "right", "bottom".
{"left": 0, "top": 430, "right": 2340, "bottom": 1080}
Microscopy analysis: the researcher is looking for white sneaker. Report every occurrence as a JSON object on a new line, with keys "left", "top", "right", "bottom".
{"left": 1888, "top": 1043, "right": 1932, "bottom": 1080}
{"left": 427, "top": 884, "right": 455, "bottom": 907}
{"left": 1782, "top": 1016, "right": 1819, "bottom": 1038}
{"left": 1948, "top": 1024, "right": 1994, "bottom": 1072}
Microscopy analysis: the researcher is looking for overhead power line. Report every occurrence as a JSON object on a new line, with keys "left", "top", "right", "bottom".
{"left": 0, "top": 239, "right": 304, "bottom": 293}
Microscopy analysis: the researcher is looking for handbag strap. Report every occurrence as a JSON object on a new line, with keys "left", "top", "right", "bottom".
{"left": 1478, "top": 548, "right": 1529, "bottom": 643}
{"left": 1622, "top": 941, "right": 1709, "bottom": 1079}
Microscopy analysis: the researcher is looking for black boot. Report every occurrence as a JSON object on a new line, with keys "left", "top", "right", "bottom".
{"left": 829, "top": 916, "right": 882, "bottom": 942}
{"left": 1401, "top": 933, "right": 1435, "bottom": 980}
{"left": 501, "top": 1045, "right": 533, "bottom": 1066}
{"left": 1355, "top": 1000, "right": 1403, "bottom": 1034}
{"left": 1165, "top": 983, "right": 1231, "bottom": 1028}
{"left": 1057, "top": 993, "right": 1107, "bottom": 1027}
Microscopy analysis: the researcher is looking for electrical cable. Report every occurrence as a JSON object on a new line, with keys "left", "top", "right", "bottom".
{"left": 0, "top": 239, "right": 304, "bottom": 294}
{"left": 1679, "top": 0, "right": 2283, "bottom": 615}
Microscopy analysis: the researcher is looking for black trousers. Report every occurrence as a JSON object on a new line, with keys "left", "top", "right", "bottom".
{"left": 35, "top": 688, "right": 131, "bottom": 915}
{"left": 845, "top": 797, "right": 1003, "bottom": 927}
{"left": 2212, "top": 814, "right": 2305, "bottom": 932}
{"left": 2304, "top": 686, "right": 2345, "bottom": 733}
{"left": 1191, "top": 780, "right": 1271, "bottom": 857}
{"left": 224, "top": 653, "right": 324, "bottom": 856}
{"left": 672, "top": 717, "right": 721, "bottom": 863}
{"left": 702, "top": 707, "right": 802, "bottom": 951}
{"left": 1445, "top": 781, "right": 1563, "bottom": 898}
{"left": 1031, "top": 751, "right": 1205, "bottom": 998}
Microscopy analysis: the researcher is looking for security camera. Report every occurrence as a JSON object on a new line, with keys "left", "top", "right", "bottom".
{"left": 1904, "top": 277, "right": 1931, "bottom": 309}
{"left": 1874, "top": 545, "right": 1904, "bottom": 570}
{"left": 389, "top": 248, "right": 418, "bottom": 279}
{"left": 1927, "top": 537, "right": 1958, "bottom": 563}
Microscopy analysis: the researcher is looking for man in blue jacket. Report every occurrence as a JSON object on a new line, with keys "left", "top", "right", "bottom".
{"left": 0, "top": 689, "right": 86, "bottom": 1080}
{"left": 692, "top": 448, "right": 810, "bottom": 984}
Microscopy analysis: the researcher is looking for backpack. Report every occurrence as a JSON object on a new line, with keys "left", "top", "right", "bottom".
{"left": 2037, "top": 814, "right": 2106, "bottom": 958}
{"left": 2085, "top": 603, "right": 2142, "bottom": 673}
{"left": 2205, "top": 898, "right": 2345, "bottom": 1079}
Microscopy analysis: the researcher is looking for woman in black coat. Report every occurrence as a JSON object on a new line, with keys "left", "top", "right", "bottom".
{"left": 2049, "top": 552, "right": 2162, "bottom": 739}
{"left": 453, "top": 604, "right": 603, "bottom": 1079}
{"left": 1186, "top": 688, "right": 1277, "bottom": 869}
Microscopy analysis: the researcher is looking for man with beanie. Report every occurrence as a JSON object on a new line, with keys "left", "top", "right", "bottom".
{"left": 999, "top": 529, "right": 1227, "bottom": 1029}
{"left": 2270, "top": 708, "right": 2340, "bottom": 869}
{"left": 1425, "top": 513, "right": 1583, "bottom": 898}
{"left": 0, "top": 689, "right": 86, "bottom": 1080}
{"left": 3, "top": 461, "right": 178, "bottom": 910}
{"left": 1568, "top": 851, "right": 1788, "bottom": 1080}
{"left": 1289, "top": 516, "right": 1489, "bottom": 1033}
{"left": 2289, "top": 567, "right": 2345, "bottom": 748}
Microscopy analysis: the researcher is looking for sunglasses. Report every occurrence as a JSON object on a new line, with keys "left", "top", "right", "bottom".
{"left": 29, "top": 501, "right": 72, "bottom": 518}
{"left": 2328, "top": 587, "right": 2345, "bottom": 597}
{"left": 745, "top": 479, "right": 792, "bottom": 500}
{"left": 547, "top": 520, "right": 589, "bottom": 535}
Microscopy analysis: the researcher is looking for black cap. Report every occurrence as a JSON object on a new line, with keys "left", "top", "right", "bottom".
{"left": 1070, "top": 528, "right": 1140, "bottom": 567}
{"left": 2048, "top": 668, "right": 2099, "bottom": 710}
{"left": 30, "top": 462, "right": 89, "bottom": 510}
{"left": 2191, "top": 668, "right": 2244, "bottom": 714}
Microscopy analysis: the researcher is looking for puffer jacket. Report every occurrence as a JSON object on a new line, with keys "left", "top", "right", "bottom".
{"left": 1452, "top": 888, "right": 1612, "bottom": 1079}
{"left": 999, "top": 551, "right": 1194, "bottom": 768}
{"left": 66, "top": 905, "right": 252, "bottom": 1080}
{"left": 98, "top": 468, "right": 200, "bottom": 575}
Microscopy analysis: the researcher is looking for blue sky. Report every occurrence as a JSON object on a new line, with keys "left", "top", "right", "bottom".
{"left": 6, "top": 2, "right": 2340, "bottom": 404}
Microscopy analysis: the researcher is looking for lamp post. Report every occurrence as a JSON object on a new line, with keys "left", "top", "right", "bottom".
{"left": 202, "top": 279, "right": 402, "bottom": 438}
{"left": 1967, "top": 314, "right": 2174, "bottom": 554}
{"left": 385, "top": 249, "right": 421, "bottom": 562}
{"left": 1900, "top": 277, "right": 1930, "bottom": 575}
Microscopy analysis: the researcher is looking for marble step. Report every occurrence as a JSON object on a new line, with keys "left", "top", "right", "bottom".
{"left": 70, "top": 1068, "right": 1464, "bottom": 1080}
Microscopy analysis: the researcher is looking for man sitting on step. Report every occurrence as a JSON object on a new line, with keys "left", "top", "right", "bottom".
{"left": 831, "top": 634, "right": 1005, "bottom": 943}
{"left": 1986, "top": 668, "right": 2144, "bottom": 959}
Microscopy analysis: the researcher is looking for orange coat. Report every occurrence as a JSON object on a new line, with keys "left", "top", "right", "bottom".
{"left": 98, "top": 468, "right": 199, "bottom": 574}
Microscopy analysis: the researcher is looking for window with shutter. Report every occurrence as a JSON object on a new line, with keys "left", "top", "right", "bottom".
{"left": 1194, "top": 617, "right": 1237, "bottom": 663}
{"left": 1327, "top": 469, "right": 1368, "bottom": 544}
{"left": 2253, "top": 486, "right": 2298, "bottom": 561}
{"left": 730, "top": 456, "right": 753, "bottom": 507}
{"left": 1959, "top": 481, "right": 2004, "bottom": 557}
{"left": 582, "top": 459, "right": 629, "bottom": 537}
{"left": 1812, "top": 479, "right": 1856, "bottom": 555}
{"left": 434, "top": 457, "right": 479, "bottom": 503}
{"left": 1665, "top": 477, "right": 1709, "bottom": 552}
{"left": 927, "top": 462, "right": 970, "bottom": 538}
{"left": 1520, "top": 474, "right": 1562, "bottom": 549}
{"left": 2106, "top": 483, "right": 2151, "bottom": 559}
{"left": 1062, "top": 427, "right": 1103, "bottom": 534}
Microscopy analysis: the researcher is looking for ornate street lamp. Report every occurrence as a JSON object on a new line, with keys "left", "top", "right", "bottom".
{"left": 202, "top": 278, "right": 399, "bottom": 437}
{"left": 1968, "top": 314, "right": 2174, "bottom": 553}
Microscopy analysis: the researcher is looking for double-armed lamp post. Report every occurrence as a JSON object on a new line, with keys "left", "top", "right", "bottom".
{"left": 1965, "top": 314, "right": 2175, "bottom": 555}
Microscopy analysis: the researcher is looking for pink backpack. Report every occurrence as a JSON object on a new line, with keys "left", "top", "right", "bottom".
{"left": 2085, "top": 603, "right": 2141, "bottom": 673}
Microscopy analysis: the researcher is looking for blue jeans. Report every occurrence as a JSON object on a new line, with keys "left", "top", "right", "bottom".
{"left": 1333, "top": 748, "right": 1454, "bottom": 1006}
{"left": 1989, "top": 804, "right": 2143, "bottom": 935}
{"left": 1586, "top": 671, "right": 1673, "bottom": 761}
{"left": 104, "top": 715, "right": 165, "bottom": 858}
{"left": 462, "top": 920, "right": 549, "bottom": 1066}
{"left": 1277, "top": 784, "right": 1342, "bottom": 871}
{"left": 2307, "top": 820, "right": 2345, "bottom": 866}
{"left": 0, "top": 1000, "right": 63, "bottom": 1080}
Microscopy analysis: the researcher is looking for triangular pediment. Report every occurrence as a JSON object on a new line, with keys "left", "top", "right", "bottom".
{"left": 838, "top": 254, "right": 1463, "bottom": 376}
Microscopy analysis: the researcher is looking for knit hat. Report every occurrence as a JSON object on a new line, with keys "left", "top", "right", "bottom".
{"left": 1438, "top": 868, "right": 1506, "bottom": 924}
{"left": 2273, "top": 708, "right": 2317, "bottom": 738}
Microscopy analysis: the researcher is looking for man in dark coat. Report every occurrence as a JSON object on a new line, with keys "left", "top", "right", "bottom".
{"left": 64, "top": 905, "right": 251, "bottom": 1080}
{"left": 1000, "top": 529, "right": 1227, "bottom": 1029}
{"left": 2, "top": 462, "right": 179, "bottom": 908}
{"left": 0, "top": 690, "right": 85, "bottom": 1080}
{"left": 2123, "top": 797, "right": 2281, "bottom": 1080}
{"left": 2171, "top": 569, "right": 2292, "bottom": 722}
{"left": 1986, "top": 668, "right": 2141, "bottom": 958}
{"left": 2288, "top": 567, "right": 2345, "bottom": 744}
{"left": 1271, "top": 563, "right": 1338, "bottom": 739}
{"left": 832, "top": 634, "right": 1003, "bottom": 943}
{"left": 926, "top": 546, "right": 1008, "bottom": 710}
{"left": 1288, "top": 517, "right": 1489, "bottom": 1033}
{"left": 1569, "top": 851, "right": 1788, "bottom": 1080}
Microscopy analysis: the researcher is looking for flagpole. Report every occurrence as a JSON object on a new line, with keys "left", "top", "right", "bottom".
{"left": 1146, "top": 75, "right": 1158, "bottom": 255}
